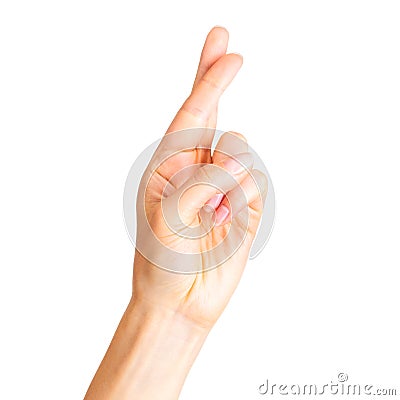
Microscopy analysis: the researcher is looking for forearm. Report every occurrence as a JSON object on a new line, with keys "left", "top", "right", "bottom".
{"left": 84, "top": 298, "right": 209, "bottom": 400}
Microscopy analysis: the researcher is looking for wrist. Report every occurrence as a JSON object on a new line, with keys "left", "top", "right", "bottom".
{"left": 119, "top": 298, "right": 208, "bottom": 399}
{"left": 127, "top": 296, "right": 210, "bottom": 339}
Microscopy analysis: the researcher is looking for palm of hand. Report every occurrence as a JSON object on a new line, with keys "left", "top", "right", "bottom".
{"left": 132, "top": 28, "right": 267, "bottom": 328}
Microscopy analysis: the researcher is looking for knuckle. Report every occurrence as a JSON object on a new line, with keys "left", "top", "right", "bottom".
{"left": 194, "top": 164, "right": 215, "bottom": 183}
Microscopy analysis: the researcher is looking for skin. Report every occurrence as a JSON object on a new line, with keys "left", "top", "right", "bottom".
{"left": 84, "top": 26, "right": 267, "bottom": 400}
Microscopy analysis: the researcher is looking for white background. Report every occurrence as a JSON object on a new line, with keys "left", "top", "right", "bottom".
{"left": 1, "top": 1, "right": 399, "bottom": 399}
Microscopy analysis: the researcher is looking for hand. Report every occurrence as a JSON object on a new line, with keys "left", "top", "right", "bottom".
{"left": 84, "top": 27, "right": 268, "bottom": 400}
{"left": 132, "top": 26, "right": 268, "bottom": 329}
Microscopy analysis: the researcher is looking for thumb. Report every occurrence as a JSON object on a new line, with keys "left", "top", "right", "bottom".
{"left": 163, "top": 152, "right": 253, "bottom": 225}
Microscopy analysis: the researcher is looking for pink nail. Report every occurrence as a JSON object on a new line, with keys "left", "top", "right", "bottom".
{"left": 205, "top": 193, "right": 224, "bottom": 210}
{"left": 215, "top": 204, "right": 230, "bottom": 226}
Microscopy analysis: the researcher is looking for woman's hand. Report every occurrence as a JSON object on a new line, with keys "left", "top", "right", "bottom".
{"left": 85, "top": 27, "right": 267, "bottom": 400}
{"left": 132, "top": 26, "right": 267, "bottom": 330}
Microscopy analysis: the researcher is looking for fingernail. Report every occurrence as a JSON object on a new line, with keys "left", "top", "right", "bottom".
{"left": 215, "top": 204, "right": 230, "bottom": 226}
{"left": 213, "top": 25, "right": 227, "bottom": 30}
{"left": 205, "top": 193, "right": 224, "bottom": 210}
{"left": 231, "top": 52, "right": 243, "bottom": 58}
{"left": 222, "top": 152, "right": 253, "bottom": 174}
